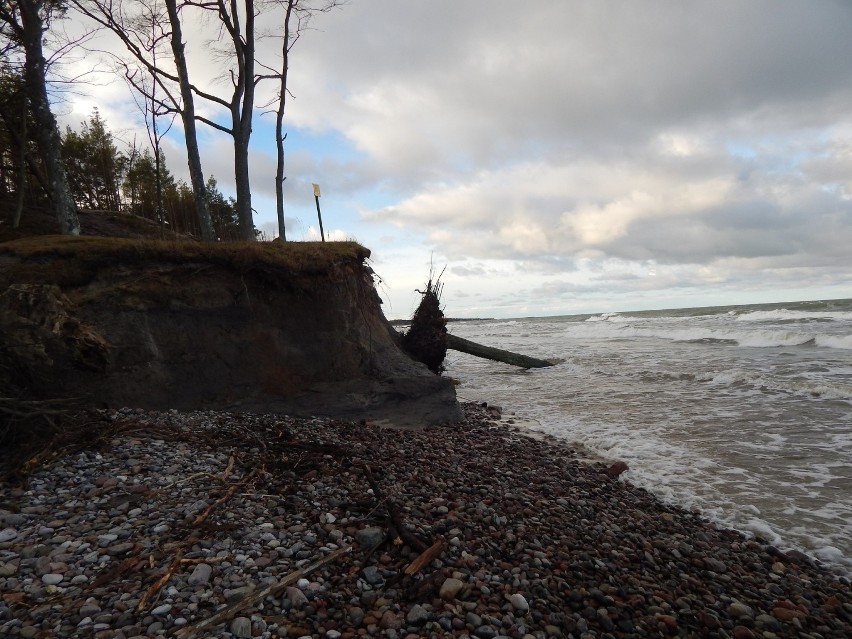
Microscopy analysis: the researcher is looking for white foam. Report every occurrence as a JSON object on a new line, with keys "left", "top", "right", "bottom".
{"left": 815, "top": 334, "right": 852, "bottom": 350}
{"left": 736, "top": 308, "right": 852, "bottom": 322}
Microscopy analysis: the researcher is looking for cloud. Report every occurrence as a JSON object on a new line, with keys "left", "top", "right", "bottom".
{"left": 58, "top": 1, "right": 852, "bottom": 316}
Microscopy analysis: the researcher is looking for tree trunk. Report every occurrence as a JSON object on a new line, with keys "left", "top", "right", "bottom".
{"left": 233, "top": 0, "right": 256, "bottom": 241}
{"left": 165, "top": 0, "right": 215, "bottom": 242}
{"left": 18, "top": 0, "right": 80, "bottom": 235}
{"left": 274, "top": 0, "right": 294, "bottom": 242}
{"left": 13, "top": 95, "right": 26, "bottom": 228}
{"left": 234, "top": 130, "right": 254, "bottom": 240}
{"left": 447, "top": 334, "right": 554, "bottom": 369}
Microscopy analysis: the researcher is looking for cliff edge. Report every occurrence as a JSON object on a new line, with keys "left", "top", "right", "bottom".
{"left": 0, "top": 236, "right": 462, "bottom": 428}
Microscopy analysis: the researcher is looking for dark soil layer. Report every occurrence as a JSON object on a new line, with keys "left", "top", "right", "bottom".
{"left": 0, "top": 403, "right": 849, "bottom": 638}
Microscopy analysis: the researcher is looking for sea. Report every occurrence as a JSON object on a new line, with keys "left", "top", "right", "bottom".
{"left": 442, "top": 298, "right": 852, "bottom": 575}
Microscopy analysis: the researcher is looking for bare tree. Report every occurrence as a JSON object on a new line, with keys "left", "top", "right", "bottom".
{"left": 258, "top": 0, "right": 342, "bottom": 242}
{"left": 76, "top": 0, "right": 342, "bottom": 242}
{"left": 77, "top": 0, "right": 258, "bottom": 240}
{"left": 124, "top": 3, "right": 178, "bottom": 237}
{"left": 72, "top": 0, "right": 216, "bottom": 240}
{"left": 162, "top": 0, "right": 214, "bottom": 240}
{"left": 187, "top": 0, "right": 258, "bottom": 240}
{"left": 0, "top": 0, "right": 80, "bottom": 235}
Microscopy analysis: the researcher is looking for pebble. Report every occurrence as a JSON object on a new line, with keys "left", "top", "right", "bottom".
{"left": 440, "top": 577, "right": 465, "bottom": 600}
{"left": 354, "top": 526, "right": 384, "bottom": 548}
{"left": 508, "top": 592, "right": 529, "bottom": 612}
{"left": 285, "top": 585, "right": 308, "bottom": 608}
{"left": 187, "top": 563, "right": 212, "bottom": 585}
{"left": 0, "top": 404, "right": 848, "bottom": 639}
{"left": 0, "top": 528, "right": 18, "bottom": 543}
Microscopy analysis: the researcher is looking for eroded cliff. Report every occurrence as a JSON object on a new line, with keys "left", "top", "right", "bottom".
{"left": 0, "top": 236, "right": 461, "bottom": 427}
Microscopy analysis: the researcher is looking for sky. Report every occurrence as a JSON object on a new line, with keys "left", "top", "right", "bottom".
{"left": 58, "top": 0, "right": 852, "bottom": 319}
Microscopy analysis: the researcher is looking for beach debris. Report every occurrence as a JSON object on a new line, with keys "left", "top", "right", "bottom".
{"left": 173, "top": 545, "right": 353, "bottom": 639}
{"left": 447, "top": 333, "right": 555, "bottom": 369}
{"left": 401, "top": 270, "right": 448, "bottom": 374}
{"left": 362, "top": 464, "right": 431, "bottom": 553}
{"left": 400, "top": 268, "right": 554, "bottom": 371}
{"left": 404, "top": 539, "right": 445, "bottom": 575}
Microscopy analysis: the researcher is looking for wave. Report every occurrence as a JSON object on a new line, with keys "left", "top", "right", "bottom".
{"left": 585, "top": 312, "right": 622, "bottom": 322}
{"left": 736, "top": 309, "right": 852, "bottom": 323}
{"left": 815, "top": 334, "right": 852, "bottom": 350}
{"left": 564, "top": 322, "right": 852, "bottom": 349}
{"left": 696, "top": 370, "right": 852, "bottom": 401}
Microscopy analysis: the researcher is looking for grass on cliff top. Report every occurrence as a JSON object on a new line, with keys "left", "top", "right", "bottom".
{"left": 0, "top": 235, "right": 370, "bottom": 284}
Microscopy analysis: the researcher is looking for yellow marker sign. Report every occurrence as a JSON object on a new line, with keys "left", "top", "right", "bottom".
{"left": 312, "top": 183, "right": 321, "bottom": 197}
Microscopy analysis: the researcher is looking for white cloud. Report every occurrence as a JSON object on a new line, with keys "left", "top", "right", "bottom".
{"left": 51, "top": 1, "right": 852, "bottom": 317}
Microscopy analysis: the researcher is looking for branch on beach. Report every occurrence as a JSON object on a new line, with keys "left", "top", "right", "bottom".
{"left": 137, "top": 550, "right": 184, "bottom": 611}
{"left": 192, "top": 468, "right": 262, "bottom": 526}
{"left": 173, "top": 545, "right": 353, "bottom": 639}
{"left": 404, "top": 539, "right": 444, "bottom": 575}
{"left": 363, "top": 464, "right": 431, "bottom": 553}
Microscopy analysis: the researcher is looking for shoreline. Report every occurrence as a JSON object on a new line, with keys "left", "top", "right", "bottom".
{"left": 486, "top": 408, "right": 606, "bottom": 466}
{"left": 1, "top": 403, "right": 850, "bottom": 638}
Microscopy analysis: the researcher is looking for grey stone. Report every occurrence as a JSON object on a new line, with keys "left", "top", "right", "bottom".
{"left": 349, "top": 606, "right": 365, "bottom": 626}
{"left": 406, "top": 604, "right": 430, "bottom": 626}
{"left": 97, "top": 534, "right": 118, "bottom": 546}
{"left": 150, "top": 604, "right": 171, "bottom": 616}
{"left": 285, "top": 586, "right": 308, "bottom": 609}
{"left": 0, "top": 514, "right": 26, "bottom": 526}
{"left": 231, "top": 616, "right": 252, "bottom": 638}
{"left": 729, "top": 601, "right": 754, "bottom": 619}
{"left": 355, "top": 526, "right": 386, "bottom": 548}
{"left": 440, "top": 577, "right": 465, "bottom": 600}
{"left": 362, "top": 565, "right": 384, "bottom": 586}
{"left": 225, "top": 586, "right": 254, "bottom": 603}
{"left": 474, "top": 625, "right": 497, "bottom": 639}
{"left": 187, "top": 563, "right": 213, "bottom": 586}
{"left": 508, "top": 593, "right": 529, "bottom": 612}
{"left": 0, "top": 529, "right": 18, "bottom": 543}
{"left": 107, "top": 542, "right": 135, "bottom": 556}
{"left": 41, "top": 574, "right": 63, "bottom": 585}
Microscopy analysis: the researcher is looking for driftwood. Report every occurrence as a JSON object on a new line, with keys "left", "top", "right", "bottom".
{"left": 137, "top": 550, "right": 184, "bottom": 611}
{"left": 447, "top": 333, "right": 554, "bottom": 369}
{"left": 404, "top": 539, "right": 444, "bottom": 575}
{"left": 363, "top": 465, "right": 431, "bottom": 553}
{"left": 173, "top": 545, "right": 352, "bottom": 639}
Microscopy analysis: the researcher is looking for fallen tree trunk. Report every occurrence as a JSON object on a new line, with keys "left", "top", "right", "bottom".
{"left": 447, "top": 333, "right": 554, "bottom": 369}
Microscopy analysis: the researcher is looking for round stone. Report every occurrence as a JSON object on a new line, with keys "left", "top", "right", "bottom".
{"left": 508, "top": 593, "right": 529, "bottom": 612}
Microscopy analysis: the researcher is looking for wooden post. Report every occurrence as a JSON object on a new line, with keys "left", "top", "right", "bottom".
{"left": 312, "top": 182, "right": 325, "bottom": 242}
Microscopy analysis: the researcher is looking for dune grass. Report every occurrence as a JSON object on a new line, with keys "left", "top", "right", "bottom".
{"left": 0, "top": 236, "right": 370, "bottom": 288}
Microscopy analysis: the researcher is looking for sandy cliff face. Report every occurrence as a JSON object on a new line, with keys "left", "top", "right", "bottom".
{"left": 0, "top": 237, "right": 461, "bottom": 427}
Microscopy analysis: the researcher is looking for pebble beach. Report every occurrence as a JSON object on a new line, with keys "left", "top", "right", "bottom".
{"left": 1, "top": 403, "right": 850, "bottom": 639}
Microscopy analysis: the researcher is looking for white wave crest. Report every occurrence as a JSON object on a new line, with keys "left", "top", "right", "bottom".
{"left": 736, "top": 309, "right": 852, "bottom": 322}
{"left": 815, "top": 334, "right": 852, "bottom": 350}
{"left": 563, "top": 321, "right": 852, "bottom": 351}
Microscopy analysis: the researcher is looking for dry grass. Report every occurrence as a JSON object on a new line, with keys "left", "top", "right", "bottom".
{"left": 0, "top": 236, "right": 370, "bottom": 288}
